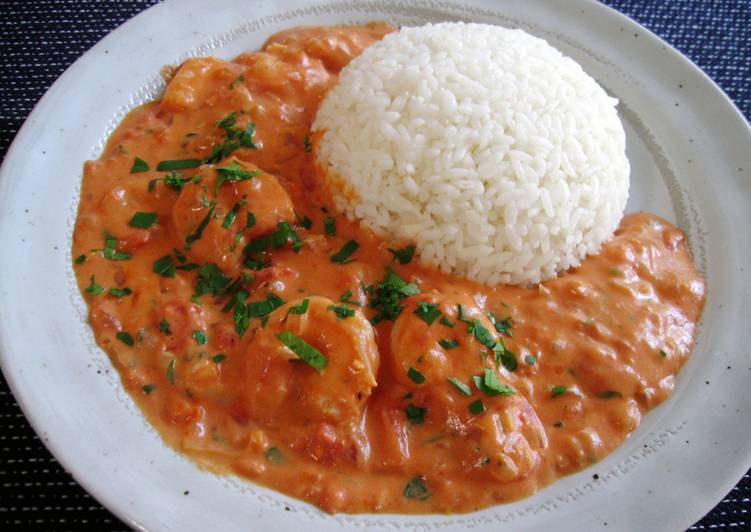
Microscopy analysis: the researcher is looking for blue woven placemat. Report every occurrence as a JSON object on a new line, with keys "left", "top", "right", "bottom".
{"left": 0, "top": 1, "right": 748, "bottom": 530}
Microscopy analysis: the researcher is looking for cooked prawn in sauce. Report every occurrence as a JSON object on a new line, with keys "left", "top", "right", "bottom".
{"left": 72, "top": 23, "right": 706, "bottom": 513}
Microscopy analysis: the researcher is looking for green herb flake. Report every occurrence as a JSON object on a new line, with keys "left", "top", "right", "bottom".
{"left": 596, "top": 390, "right": 623, "bottom": 399}
{"left": 85, "top": 276, "right": 104, "bottom": 295}
{"left": 185, "top": 203, "right": 216, "bottom": 244}
{"left": 327, "top": 304, "right": 355, "bottom": 320}
{"left": 194, "top": 263, "right": 232, "bottom": 297}
{"left": 405, "top": 404, "right": 428, "bottom": 424}
{"left": 467, "top": 319, "right": 495, "bottom": 348}
{"left": 142, "top": 384, "right": 156, "bottom": 394}
{"left": 159, "top": 318, "right": 172, "bottom": 335}
{"left": 331, "top": 239, "right": 359, "bottom": 263}
{"left": 438, "top": 339, "right": 459, "bottom": 349}
{"left": 414, "top": 302, "right": 441, "bottom": 325}
{"left": 204, "top": 113, "right": 257, "bottom": 164}
{"left": 339, "top": 290, "right": 361, "bottom": 306}
{"left": 152, "top": 255, "right": 176, "bottom": 278}
{"left": 247, "top": 293, "right": 285, "bottom": 318}
{"left": 222, "top": 201, "right": 246, "bottom": 229}
{"left": 116, "top": 331, "right": 134, "bottom": 346}
{"left": 288, "top": 299, "right": 310, "bottom": 315}
{"left": 192, "top": 330, "right": 208, "bottom": 345}
{"left": 275, "top": 330, "right": 327, "bottom": 370}
{"left": 212, "top": 354, "right": 226, "bottom": 364}
{"left": 367, "top": 268, "right": 419, "bottom": 324}
{"left": 553, "top": 420, "right": 565, "bottom": 428}
{"left": 403, "top": 476, "right": 431, "bottom": 500}
{"left": 493, "top": 339, "right": 518, "bottom": 372}
{"left": 407, "top": 366, "right": 425, "bottom": 385}
{"left": 296, "top": 213, "right": 312, "bottom": 230}
{"left": 389, "top": 244, "right": 416, "bottom": 265}
{"left": 659, "top": 349, "right": 668, "bottom": 358}
{"left": 215, "top": 161, "right": 261, "bottom": 193}
{"left": 246, "top": 212, "right": 256, "bottom": 229}
{"left": 439, "top": 316, "right": 454, "bottom": 328}
{"left": 130, "top": 157, "right": 150, "bottom": 173}
{"left": 447, "top": 377, "right": 471, "bottom": 396}
{"left": 551, "top": 385, "right": 568, "bottom": 398}
{"left": 108, "top": 287, "right": 132, "bottom": 297}
{"left": 229, "top": 74, "right": 244, "bottom": 89}
{"left": 128, "top": 211, "right": 158, "bottom": 229}
{"left": 74, "top": 254, "right": 87, "bottom": 264}
{"left": 487, "top": 312, "right": 512, "bottom": 336}
{"left": 473, "top": 369, "right": 515, "bottom": 397}
{"left": 468, "top": 399, "right": 486, "bottom": 415}
{"left": 524, "top": 354, "right": 537, "bottom": 365}
{"left": 167, "top": 359, "right": 176, "bottom": 385}
{"left": 304, "top": 136, "right": 312, "bottom": 153}
{"left": 103, "top": 235, "right": 131, "bottom": 261}
{"left": 265, "top": 447, "right": 283, "bottom": 464}
{"left": 156, "top": 159, "right": 202, "bottom": 171}
{"left": 324, "top": 216, "right": 336, "bottom": 236}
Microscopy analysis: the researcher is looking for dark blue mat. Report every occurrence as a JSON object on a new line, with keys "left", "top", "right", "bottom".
{"left": 0, "top": 1, "right": 748, "bottom": 530}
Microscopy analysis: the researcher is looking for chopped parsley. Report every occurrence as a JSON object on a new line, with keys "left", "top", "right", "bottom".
{"left": 487, "top": 312, "right": 512, "bottom": 336}
{"left": 388, "top": 244, "right": 416, "bottom": 265}
{"left": 403, "top": 476, "right": 431, "bottom": 500}
{"left": 142, "top": 384, "right": 156, "bottom": 394}
{"left": 596, "top": 390, "right": 623, "bottom": 399}
{"left": 659, "top": 349, "right": 668, "bottom": 358}
{"left": 414, "top": 302, "right": 441, "bottom": 325}
{"left": 493, "top": 338, "right": 518, "bottom": 372}
{"left": 103, "top": 235, "right": 131, "bottom": 261}
{"left": 85, "top": 276, "right": 104, "bottom": 295}
{"left": 304, "top": 136, "right": 312, "bottom": 153}
{"left": 159, "top": 318, "right": 172, "bottom": 335}
{"left": 407, "top": 366, "right": 425, "bottom": 385}
{"left": 212, "top": 354, "right": 226, "bottom": 363}
{"left": 152, "top": 255, "right": 176, "bottom": 278}
{"left": 367, "top": 268, "right": 419, "bottom": 324}
{"left": 130, "top": 157, "right": 149, "bottom": 173}
{"left": 192, "top": 330, "right": 208, "bottom": 345}
{"left": 222, "top": 201, "right": 246, "bottom": 228}
{"left": 276, "top": 331, "right": 327, "bottom": 370}
{"left": 128, "top": 211, "right": 158, "bottom": 229}
{"left": 551, "top": 385, "right": 568, "bottom": 398}
{"left": 439, "top": 316, "right": 454, "bottom": 328}
{"left": 524, "top": 354, "right": 537, "bottom": 365}
{"left": 467, "top": 319, "right": 495, "bottom": 348}
{"left": 324, "top": 216, "right": 336, "bottom": 236}
{"left": 116, "top": 331, "right": 134, "bottom": 346}
{"left": 229, "top": 74, "right": 244, "bottom": 89}
{"left": 331, "top": 240, "right": 359, "bottom": 263}
{"left": 204, "top": 112, "right": 257, "bottom": 164}
{"left": 108, "top": 287, "right": 132, "bottom": 297}
{"left": 473, "top": 369, "right": 515, "bottom": 396}
{"left": 468, "top": 399, "right": 485, "bottom": 415}
{"left": 405, "top": 404, "right": 427, "bottom": 424}
{"left": 246, "top": 212, "right": 256, "bottom": 229}
{"left": 214, "top": 161, "right": 261, "bottom": 193}
{"left": 288, "top": 299, "right": 310, "bottom": 315}
{"left": 247, "top": 293, "right": 284, "bottom": 318}
{"left": 339, "top": 290, "right": 361, "bottom": 306}
{"left": 244, "top": 221, "right": 303, "bottom": 255}
{"left": 447, "top": 377, "right": 471, "bottom": 396}
{"left": 156, "top": 159, "right": 202, "bottom": 171}
{"left": 74, "top": 254, "right": 87, "bottom": 264}
{"left": 167, "top": 359, "right": 176, "bottom": 385}
{"left": 265, "top": 447, "right": 283, "bottom": 464}
{"left": 438, "top": 339, "right": 459, "bottom": 349}
{"left": 147, "top": 172, "right": 199, "bottom": 192}
{"left": 296, "top": 213, "right": 312, "bottom": 230}
{"left": 185, "top": 203, "right": 215, "bottom": 244}
{"left": 194, "top": 263, "right": 232, "bottom": 297}
{"left": 328, "top": 304, "right": 355, "bottom": 320}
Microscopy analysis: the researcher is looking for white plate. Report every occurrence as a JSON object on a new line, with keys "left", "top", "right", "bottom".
{"left": 0, "top": 0, "right": 749, "bottom": 530}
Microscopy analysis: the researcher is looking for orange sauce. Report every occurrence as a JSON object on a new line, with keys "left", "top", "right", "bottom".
{"left": 72, "top": 23, "right": 706, "bottom": 513}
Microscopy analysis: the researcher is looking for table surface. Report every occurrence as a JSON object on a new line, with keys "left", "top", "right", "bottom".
{"left": 1, "top": 0, "right": 749, "bottom": 530}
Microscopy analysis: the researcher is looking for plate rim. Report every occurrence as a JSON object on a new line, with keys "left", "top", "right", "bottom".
{"left": 0, "top": 0, "right": 749, "bottom": 530}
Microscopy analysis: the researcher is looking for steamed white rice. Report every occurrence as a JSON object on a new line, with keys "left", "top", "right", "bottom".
{"left": 312, "top": 22, "right": 629, "bottom": 285}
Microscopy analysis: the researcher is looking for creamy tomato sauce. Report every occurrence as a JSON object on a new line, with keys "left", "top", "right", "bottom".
{"left": 72, "top": 23, "right": 706, "bottom": 513}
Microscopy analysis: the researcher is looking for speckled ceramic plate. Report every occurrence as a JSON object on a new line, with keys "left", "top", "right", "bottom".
{"left": 0, "top": 0, "right": 749, "bottom": 530}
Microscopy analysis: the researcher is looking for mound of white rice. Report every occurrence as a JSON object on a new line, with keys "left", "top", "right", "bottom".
{"left": 313, "top": 22, "right": 629, "bottom": 285}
